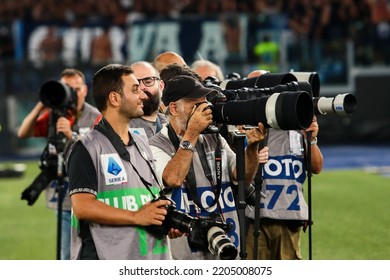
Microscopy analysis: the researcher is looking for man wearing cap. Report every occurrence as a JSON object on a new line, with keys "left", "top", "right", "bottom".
{"left": 149, "top": 75, "right": 267, "bottom": 260}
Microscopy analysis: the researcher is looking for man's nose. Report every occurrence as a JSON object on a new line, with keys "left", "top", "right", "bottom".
{"left": 139, "top": 89, "right": 148, "bottom": 100}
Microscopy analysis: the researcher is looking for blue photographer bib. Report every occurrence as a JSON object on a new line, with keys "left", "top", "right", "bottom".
{"left": 259, "top": 129, "right": 308, "bottom": 221}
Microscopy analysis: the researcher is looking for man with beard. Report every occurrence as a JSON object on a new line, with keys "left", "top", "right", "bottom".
{"left": 129, "top": 61, "right": 167, "bottom": 138}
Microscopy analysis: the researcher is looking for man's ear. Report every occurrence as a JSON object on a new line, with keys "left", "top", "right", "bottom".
{"left": 108, "top": 91, "right": 121, "bottom": 107}
{"left": 159, "top": 79, "right": 165, "bottom": 92}
{"left": 168, "top": 102, "right": 179, "bottom": 117}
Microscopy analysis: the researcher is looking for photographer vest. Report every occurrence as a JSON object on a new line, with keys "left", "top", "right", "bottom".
{"left": 247, "top": 129, "right": 308, "bottom": 221}
{"left": 129, "top": 112, "right": 167, "bottom": 139}
{"left": 149, "top": 125, "right": 240, "bottom": 260}
{"left": 46, "top": 102, "right": 100, "bottom": 211}
{"left": 71, "top": 129, "right": 169, "bottom": 260}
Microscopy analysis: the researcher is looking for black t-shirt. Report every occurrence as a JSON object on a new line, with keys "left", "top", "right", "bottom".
{"left": 67, "top": 141, "right": 97, "bottom": 195}
{"left": 67, "top": 141, "right": 99, "bottom": 259}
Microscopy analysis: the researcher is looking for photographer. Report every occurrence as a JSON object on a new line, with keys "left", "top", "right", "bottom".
{"left": 128, "top": 61, "right": 167, "bottom": 138}
{"left": 18, "top": 68, "right": 100, "bottom": 260}
{"left": 244, "top": 71, "right": 323, "bottom": 260}
{"left": 67, "top": 64, "right": 181, "bottom": 260}
{"left": 149, "top": 75, "right": 267, "bottom": 260}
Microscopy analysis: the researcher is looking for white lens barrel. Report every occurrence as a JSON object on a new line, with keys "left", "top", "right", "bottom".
{"left": 265, "top": 92, "right": 280, "bottom": 129}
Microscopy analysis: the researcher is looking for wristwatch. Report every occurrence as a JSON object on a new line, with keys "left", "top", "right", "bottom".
{"left": 71, "top": 132, "right": 79, "bottom": 141}
{"left": 179, "top": 140, "right": 196, "bottom": 152}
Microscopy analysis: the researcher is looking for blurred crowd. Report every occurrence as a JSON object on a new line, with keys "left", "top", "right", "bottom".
{"left": 0, "top": 0, "right": 388, "bottom": 31}
{"left": 1, "top": 0, "right": 390, "bottom": 65}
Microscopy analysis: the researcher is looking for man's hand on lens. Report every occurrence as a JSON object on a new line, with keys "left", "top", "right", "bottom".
{"left": 245, "top": 122, "right": 267, "bottom": 146}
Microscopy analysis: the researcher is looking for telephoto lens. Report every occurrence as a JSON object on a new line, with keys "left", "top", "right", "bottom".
{"left": 207, "top": 226, "right": 238, "bottom": 260}
{"left": 212, "top": 90, "right": 314, "bottom": 130}
{"left": 290, "top": 71, "right": 320, "bottom": 97}
{"left": 39, "top": 80, "right": 77, "bottom": 110}
{"left": 220, "top": 72, "right": 298, "bottom": 90}
{"left": 313, "top": 93, "right": 357, "bottom": 116}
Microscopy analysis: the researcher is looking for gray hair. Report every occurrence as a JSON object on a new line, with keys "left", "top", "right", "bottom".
{"left": 190, "top": 59, "right": 224, "bottom": 82}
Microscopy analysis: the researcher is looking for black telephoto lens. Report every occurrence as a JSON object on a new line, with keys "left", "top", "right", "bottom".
{"left": 39, "top": 80, "right": 77, "bottom": 109}
{"left": 212, "top": 90, "right": 314, "bottom": 130}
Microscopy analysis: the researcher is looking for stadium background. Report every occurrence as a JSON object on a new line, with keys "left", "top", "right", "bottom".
{"left": 1, "top": 0, "right": 390, "bottom": 158}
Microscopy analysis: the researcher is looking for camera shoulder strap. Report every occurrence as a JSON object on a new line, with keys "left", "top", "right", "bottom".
{"left": 71, "top": 106, "right": 82, "bottom": 132}
{"left": 155, "top": 114, "right": 163, "bottom": 133}
{"left": 214, "top": 135, "right": 222, "bottom": 196}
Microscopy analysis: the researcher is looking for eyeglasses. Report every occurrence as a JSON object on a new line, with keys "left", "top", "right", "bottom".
{"left": 137, "top": 76, "right": 160, "bottom": 87}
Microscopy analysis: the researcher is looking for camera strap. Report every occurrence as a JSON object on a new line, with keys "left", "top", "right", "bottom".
{"left": 72, "top": 106, "right": 81, "bottom": 132}
{"left": 155, "top": 114, "right": 163, "bottom": 133}
{"left": 94, "top": 117, "right": 161, "bottom": 199}
{"left": 167, "top": 123, "right": 222, "bottom": 210}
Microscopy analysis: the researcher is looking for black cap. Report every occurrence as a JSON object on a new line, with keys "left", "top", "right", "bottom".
{"left": 162, "top": 75, "right": 216, "bottom": 106}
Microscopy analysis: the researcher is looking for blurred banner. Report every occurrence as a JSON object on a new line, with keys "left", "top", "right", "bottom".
{"left": 25, "top": 18, "right": 247, "bottom": 70}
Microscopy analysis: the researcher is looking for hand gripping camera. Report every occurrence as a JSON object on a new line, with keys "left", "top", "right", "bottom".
{"left": 147, "top": 195, "right": 238, "bottom": 260}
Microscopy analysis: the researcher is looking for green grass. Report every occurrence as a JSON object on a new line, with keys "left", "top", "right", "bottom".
{"left": 301, "top": 170, "right": 390, "bottom": 260}
{"left": 1, "top": 161, "right": 390, "bottom": 260}
{"left": 0, "top": 160, "right": 56, "bottom": 260}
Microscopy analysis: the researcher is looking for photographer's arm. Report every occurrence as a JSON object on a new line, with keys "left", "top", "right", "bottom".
{"left": 308, "top": 143, "right": 323, "bottom": 174}
{"left": 303, "top": 117, "right": 323, "bottom": 174}
{"left": 18, "top": 101, "right": 45, "bottom": 138}
{"left": 71, "top": 193, "right": 170, "bottom": 226}
{"left": 161, "top": 102, "right": 212, "bottom": 188}
{"left": 161, "top": 128, "right": 198, "bottom": 188}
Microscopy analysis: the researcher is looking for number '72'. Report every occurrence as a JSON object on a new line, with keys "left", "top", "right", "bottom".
{"left": 261, "top": 184, "right": 301, "bottom": 210}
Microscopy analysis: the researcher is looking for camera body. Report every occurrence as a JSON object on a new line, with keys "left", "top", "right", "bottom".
{"left": 194, "top": 101, "right": 220, "bottom": 134}
{"left": 146, "top": 195, "right": 194, "bottom": 237}
{"left": 147, "top": 195, "right": 238, "bottom": 260}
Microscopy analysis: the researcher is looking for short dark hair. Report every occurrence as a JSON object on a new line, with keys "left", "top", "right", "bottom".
{"left": 159, "top": 64, "right": 201, "bottom": 84}
{"left": 92, "top": 64, "right": 133, "bottom": 112}
{"left": 60, "top": 68, "right": 86, "bottom": 83}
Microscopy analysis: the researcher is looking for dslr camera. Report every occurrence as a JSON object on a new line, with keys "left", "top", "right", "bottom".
{"left": 147, "top": 195, "right": 238, "bottom": 260}
{"left": 21, "top": 80, "right": 78, "bottom": 206}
